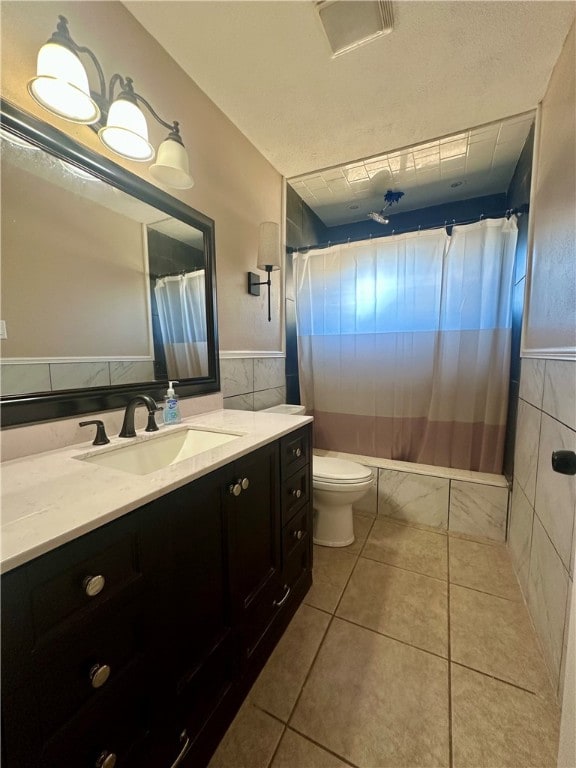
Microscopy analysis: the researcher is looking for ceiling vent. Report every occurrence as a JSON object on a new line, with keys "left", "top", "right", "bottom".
{"left": 316, "top": 1, "right": 394, "bottom": 57}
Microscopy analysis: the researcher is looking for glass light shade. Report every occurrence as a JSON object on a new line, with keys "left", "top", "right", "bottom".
{"left": 27, "top": 42, "right": 100, "bottom": 124}
{"left": 149, "top": 138, "right": 194, "bottom": 189}
{"left": 257, "top": 222, "right": 281, "bottom": 271}
{"left": 98, "top": 98, "right": 154, "bottom": 161}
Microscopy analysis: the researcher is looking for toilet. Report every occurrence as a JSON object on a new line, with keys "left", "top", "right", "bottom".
{"left": 313, "top": 457, "right": 374, "bottom": 547}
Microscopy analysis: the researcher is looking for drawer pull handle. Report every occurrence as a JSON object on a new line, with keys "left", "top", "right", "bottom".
{"left": 229, "top": 482, "right": 242, "bottom": 497}
{"left": 83, "top": 574, "right": 106, "bottom": 598}
{"left": 169, "top": 729, "right": 191, "bottom": 768}
{"left": 95, "top": 751, "right": 117, "bottom": 768}
{"left": 292, "top": 447, "right": 302, "bottom": 458}
{"left": 273, "top": 584, "right": 291, "bottom": 608}
{"left": 89, "top": 663, "right": 111, "bottom": 689}
{"left": 292, "top": 529, "right": 304, "bottom": 540}
{"left": 241, "top": 477, "right": 250, "bottom": 490}
{"left": 290, "top": 488, "right": 302, "bottom": 498}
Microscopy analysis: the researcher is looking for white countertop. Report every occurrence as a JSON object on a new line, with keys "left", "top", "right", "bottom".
{"left": 0, "top": 409, "right": 313, "bottom": 574}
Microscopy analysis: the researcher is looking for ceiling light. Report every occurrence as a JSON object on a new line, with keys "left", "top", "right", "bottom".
{"left": 28, "top": 15, "right": 194, "bottom": 189}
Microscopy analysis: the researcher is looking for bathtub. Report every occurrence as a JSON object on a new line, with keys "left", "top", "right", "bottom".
{"left": 314, "top": 449, "right": 510, "bottom": 543}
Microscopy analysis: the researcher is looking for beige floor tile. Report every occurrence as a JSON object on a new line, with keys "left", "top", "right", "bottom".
{"left": 249, "top": 604, "right": 331, "bottom": 721}
{"left": 271, "top": 728, "right": 352, "bottom": 768}
{"left": 363, "top": 518, "right": 448, "bottom": 579}
{"left": 452, "top": 664, "right": 560, "bottom": 768}
{"left": 336, "top": 557, "right": 448, "bottom": 656}
{"left": 450, "top": 585, "right": 554, "bottom": 697}
{"left": 449, "top": 537, "right": 522, "bottom": 601}
{"left": 304, "top": 546, "right": 357, "bottom": 613}
{"left": 207, "top": 700, "right": 284, "bottom": 768}
{"left": 290, "top": 618, "right": 450, "bottom": 768}
{"left": 341, "top": 513, "right": 374, "bottom": 555}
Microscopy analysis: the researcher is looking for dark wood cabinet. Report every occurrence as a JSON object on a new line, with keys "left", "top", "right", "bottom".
{"left": 1, "top": 425, "right": 313, "bottom": 768}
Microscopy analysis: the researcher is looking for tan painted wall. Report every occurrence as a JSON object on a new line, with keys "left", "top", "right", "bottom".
{"left": 523, "top": 23, "right": 575, "bottom": 357}
{"left": 2, "top": 161, "right": 149, "bottom": 358}
{"left": 0, "top": 0, "right": 284, "bottom": 353}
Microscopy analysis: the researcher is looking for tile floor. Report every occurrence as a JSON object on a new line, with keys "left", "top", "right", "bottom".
{"left": 208, "top": 514, "right": 561, "bottom": 768}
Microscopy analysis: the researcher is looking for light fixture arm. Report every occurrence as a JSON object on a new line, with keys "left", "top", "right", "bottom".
{"left": 248, "top": 267, "right": 274, "bottom": 322}
{"left": 108, "top": 75, "right": 183, "bottom": 143}
{"left": 48, "top": 17, "right": 181, "bottom": 140}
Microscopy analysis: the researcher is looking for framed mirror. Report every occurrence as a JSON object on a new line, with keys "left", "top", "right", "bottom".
{"left": 0, "top": 99, "right": 220, "bottom": 427}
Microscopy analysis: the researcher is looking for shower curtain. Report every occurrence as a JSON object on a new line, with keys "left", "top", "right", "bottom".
{"left": 154, "top": 270, "right": 208, "bottom": 379}
{"left": 294, "top": 217, "right": 518, "bottom": 473}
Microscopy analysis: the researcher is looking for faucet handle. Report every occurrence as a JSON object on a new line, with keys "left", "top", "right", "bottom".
{"left": 79, "top": 420, "right": 110, "bottom": 446}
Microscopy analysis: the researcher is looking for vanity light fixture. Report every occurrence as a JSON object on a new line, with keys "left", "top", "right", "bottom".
{"left": 27, "top": 15, "right": 194, "bottom": 189}
{"left": 247, "top": 222, "right": 282, "bottom": 322}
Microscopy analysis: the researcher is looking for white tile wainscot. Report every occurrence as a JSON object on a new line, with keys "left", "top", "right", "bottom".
{"left": 314, "top": 449, "right": 509, "bottom": 541}
{"left": 221, "top": 354, "right": 286, "bottom": 413}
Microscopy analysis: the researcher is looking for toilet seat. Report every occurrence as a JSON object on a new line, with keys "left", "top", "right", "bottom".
{"left": 313, "top": 456, "right": 373, "bottom": 484}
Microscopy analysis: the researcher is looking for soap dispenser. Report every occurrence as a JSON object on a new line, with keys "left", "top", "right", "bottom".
{"left": 163, "top": 380, "right": 182, "bottom": 425}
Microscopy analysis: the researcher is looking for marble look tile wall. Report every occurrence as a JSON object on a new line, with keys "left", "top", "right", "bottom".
{"left": 1, "top": 360, "right": 155, "bottom": 394}
{"left": 221, "top": 356, "right": 286, "bottom": 412}
{"left": 509, "top": 357, "right": 576, "bottom": 700}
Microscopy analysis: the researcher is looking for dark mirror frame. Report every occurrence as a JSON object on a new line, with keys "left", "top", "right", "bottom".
{"left": 0, "top": 99, "right": 220, "bottom": 428}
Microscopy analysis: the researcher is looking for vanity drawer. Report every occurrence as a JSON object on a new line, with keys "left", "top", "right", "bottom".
{"left": 33, "top": 600, "right": 144, "bottom": 741}
{"left": 282, "top": 505, "right": 310, "bottom": 560}
{"left": 26, "top": 514, "right": 148, "bottom": 644}
{"left": 280, "top": 427, "right": 310, "bottom": 479}
{"left": 40, "top": 663, "right": 150, "bottom": 768}
{"left": 281, "top": 464, "right": 310, "bottom": 525}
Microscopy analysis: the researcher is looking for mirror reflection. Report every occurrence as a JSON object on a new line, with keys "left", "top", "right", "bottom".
{"left": 0, "top": 127, "right": 209, "bottom": 397}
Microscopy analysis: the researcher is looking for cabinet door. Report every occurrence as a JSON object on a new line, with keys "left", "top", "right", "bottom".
{"left": 145, "top": 470, "right": 232, "bottom": 686}
{"left": 226, "top": 442, "right": 282, "bottom": 658}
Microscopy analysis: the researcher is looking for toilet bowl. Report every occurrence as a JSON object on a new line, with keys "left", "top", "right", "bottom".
{"left": 313, "top": 457, "right": 374, "bottom": 547}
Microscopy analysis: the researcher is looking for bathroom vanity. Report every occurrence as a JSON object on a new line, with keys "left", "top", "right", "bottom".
{"left": 1, "top": 412, "right": 313, "bottom": 768}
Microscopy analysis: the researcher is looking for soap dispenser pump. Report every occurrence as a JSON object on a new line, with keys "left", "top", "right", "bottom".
{"left": 163, "top": 380, "right": 182, "bottom": 425}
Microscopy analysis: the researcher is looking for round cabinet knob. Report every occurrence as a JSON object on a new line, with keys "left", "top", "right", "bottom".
{"left": 292, "top": 447, "right": 302, "bottom": 458}
{"left": 89, "top": 663, "right": 111, "bottom": 689}
{"left": 241, "top": 477, "right": 250, "bottom": 490}
{"left": 290, "top": 488, "right": 302, "bottom": 499}
{"left": 95, "top": 751, "right": 117, "bottom": 768}
{"left": 552, "top": 450, "right": 576, "bottom": 476}
{"left": 292, "top": 529, "right": 304, "bottom": 540}
{"left": 229, "top": 482, "right": 242, "bottom": 497}
{"left": 83, "top": 574, "right": 105, "bottom": 598}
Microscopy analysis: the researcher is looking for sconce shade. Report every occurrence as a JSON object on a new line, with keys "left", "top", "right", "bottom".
{"left": 150, "top": 136, "right": 194, "bottom": 189}
{"left": 98, "top": 97, "right": 155, "bottom": 161}
{"left": 28, "top": 42, "right": 100, "bottom": 124}
{"left": 257, "top": 222, "right": 281, "bottom": 271}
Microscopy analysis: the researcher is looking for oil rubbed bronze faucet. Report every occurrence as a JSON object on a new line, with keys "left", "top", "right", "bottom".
{"left": 119, "top": 395, "right": 160, "bottom": 438}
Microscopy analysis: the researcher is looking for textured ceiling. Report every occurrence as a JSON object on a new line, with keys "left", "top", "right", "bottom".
{"left": 124, "top": 1, "right": 574, "bottom": 180}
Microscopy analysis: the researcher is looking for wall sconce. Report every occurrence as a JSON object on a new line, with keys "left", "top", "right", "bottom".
{"left": 247, "top": 222, "right": 281, "bottom": 322}
{"left": 27, "top": 15, "right": 194, "bottom": 189}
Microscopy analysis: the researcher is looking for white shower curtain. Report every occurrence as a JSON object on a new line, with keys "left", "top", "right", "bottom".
{"left": 154, "top": 270, "right": 208, "bottom": 379}
{"left": 294, "top": 217, "right": 518, "bottom": 473}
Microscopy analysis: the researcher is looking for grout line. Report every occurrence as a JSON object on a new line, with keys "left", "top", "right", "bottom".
{"left": 286, "top": 725, "right": 361, "bottom": 768}
{"left": 334, "top": 614, "right": 449, "bottom": 663}
{"left": 359, "top": 552, "right": 448, "bottom": 582}
{"left": 449, "top": 580, "right": 522, "bottom": 603}
{"left": 450, "top": 660, "right": 548, "bottom": 699}
{"left": 447, "top": 478, "right": 451, "bottom": 532}
{"left": 447, "top": 533, "right": 453, "bottom": 768}
{"left": 263, "top": 719, "right": 286, "bottom": 768}
{"left": 286, "top": 550, "right": 363, "bottom": 728}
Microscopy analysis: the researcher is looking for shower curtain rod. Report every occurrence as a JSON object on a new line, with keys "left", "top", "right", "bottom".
{"left": 289, "top": 205, "right": 527, "bottom": 254}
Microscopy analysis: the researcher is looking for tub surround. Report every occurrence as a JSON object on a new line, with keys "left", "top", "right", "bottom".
{"left": 1, "top": 409, "right": 312, "bottom": 573}
{"left": 315, "top": 449, "right": 509, "bottom": 542}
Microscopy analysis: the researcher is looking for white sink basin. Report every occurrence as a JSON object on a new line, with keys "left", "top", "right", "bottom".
{"left": 78, "top": 427, "right": 241, "bottom": 476}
